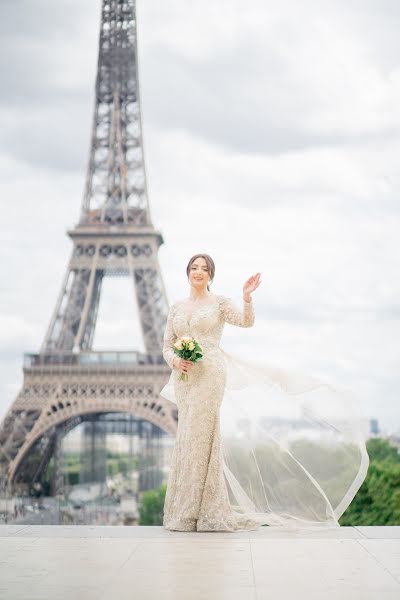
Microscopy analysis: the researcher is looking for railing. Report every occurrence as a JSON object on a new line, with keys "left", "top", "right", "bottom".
{"left": 23, "top": 352, "right": 165, "bottom": 368}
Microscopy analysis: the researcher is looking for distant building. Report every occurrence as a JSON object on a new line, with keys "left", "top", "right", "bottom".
{"left": 370, "top": 418, "right": 380, "bottom": 436}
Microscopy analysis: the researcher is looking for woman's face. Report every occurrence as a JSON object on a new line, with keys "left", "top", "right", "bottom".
{"left": 189, "top": 258, "right": 211, "bottom": 290}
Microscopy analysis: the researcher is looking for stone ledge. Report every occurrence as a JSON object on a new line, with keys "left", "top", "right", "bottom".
{"left": 1, "top": 524, "right": 400, "bottom": 539}
{"left": 0, "top": 526, "right": 399, "bottom": 600}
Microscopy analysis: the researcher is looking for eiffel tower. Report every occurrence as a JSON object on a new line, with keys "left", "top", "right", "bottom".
{"left": 0, "top": 0, "right": 177, "bottom": 494}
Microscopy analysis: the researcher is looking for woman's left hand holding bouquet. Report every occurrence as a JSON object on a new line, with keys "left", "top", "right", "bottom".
{"left": 172, "top": 336, "right": 203, "bottom": 381}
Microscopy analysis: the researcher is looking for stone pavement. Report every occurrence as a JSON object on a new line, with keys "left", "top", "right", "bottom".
{"left": 0, "top": 525, "right": 399, "bottom": 599}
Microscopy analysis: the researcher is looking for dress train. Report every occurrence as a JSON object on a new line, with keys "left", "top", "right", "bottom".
{"left": 160, "top": 345, "right": 369, "bottom": 529}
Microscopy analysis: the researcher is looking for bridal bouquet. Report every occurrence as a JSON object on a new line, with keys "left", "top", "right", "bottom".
{"left": 173, "top": 336, "right": 203, "bottom": 381}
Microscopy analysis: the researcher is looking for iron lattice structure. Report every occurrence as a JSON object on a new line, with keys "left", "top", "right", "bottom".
{"left": 0, "top": 0, "right": 176, "bottom": 494}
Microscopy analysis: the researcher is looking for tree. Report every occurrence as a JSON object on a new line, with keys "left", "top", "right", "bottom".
{"left": 138, "top": 484, "right": 166, "bottom": 525}
{"left": 339, "top": 438, "right": 400, "bottom": 526}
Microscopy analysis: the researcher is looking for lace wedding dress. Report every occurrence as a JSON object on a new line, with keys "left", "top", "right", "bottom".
{"left": 160, "top": 294, "right": 369, "bottom": 532}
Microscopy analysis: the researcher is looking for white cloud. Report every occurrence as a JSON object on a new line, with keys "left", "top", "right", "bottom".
{"left": 0, "top": 0, "right": 399, "bottom": 435}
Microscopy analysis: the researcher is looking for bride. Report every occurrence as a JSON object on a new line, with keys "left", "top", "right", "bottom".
{"left": 160, "top": 253, "right": 369, "bottom": 532}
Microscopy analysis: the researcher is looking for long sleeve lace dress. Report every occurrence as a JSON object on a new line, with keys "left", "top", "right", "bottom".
{"left": 160, "top": 294, "right": 369, "bottom": 532}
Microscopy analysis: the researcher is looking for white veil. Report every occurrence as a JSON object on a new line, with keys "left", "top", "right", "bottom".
{"left": 160, "top": 348, "right": 370, "bottom": 529}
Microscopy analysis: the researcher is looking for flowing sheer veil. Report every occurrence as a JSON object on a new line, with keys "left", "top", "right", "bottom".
{"left": 160, "top": 348, "right": 370, "bottom": 529}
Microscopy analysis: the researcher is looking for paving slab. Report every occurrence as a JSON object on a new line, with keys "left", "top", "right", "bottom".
{"left": 0, "top": 526, "right": 398, "bottom": 600}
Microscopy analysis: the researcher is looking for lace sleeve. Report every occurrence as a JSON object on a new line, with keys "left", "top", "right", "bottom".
{"left": 219, "top": 295, "right": 255, "bottom": 327}
{"left": 162, "top": 303, "right": 177, "bottom": 369}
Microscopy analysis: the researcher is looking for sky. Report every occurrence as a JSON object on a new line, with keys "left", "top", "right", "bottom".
{"left": 0, "top": 0, "right": 399, "bottom": 434}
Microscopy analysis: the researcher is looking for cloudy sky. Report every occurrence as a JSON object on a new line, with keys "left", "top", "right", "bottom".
{"left": 0, "top": 0, "right": 399, "bottom": 434}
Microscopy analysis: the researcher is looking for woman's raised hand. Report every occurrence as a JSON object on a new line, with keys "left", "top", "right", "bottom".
{"left": 243, "top": 272, "right": 262, "bottom": 299}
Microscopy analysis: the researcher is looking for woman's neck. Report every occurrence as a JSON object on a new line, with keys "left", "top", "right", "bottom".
{"left": 188, "top": 291, "right": 214, "bottom": 303}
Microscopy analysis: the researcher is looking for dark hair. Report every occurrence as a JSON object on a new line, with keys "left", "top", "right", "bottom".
{"left": 186, "top": 254, "right": 215, "bottom": 292}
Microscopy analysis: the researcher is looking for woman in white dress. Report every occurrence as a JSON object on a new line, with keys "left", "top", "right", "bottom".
{"left": 160, "top": 253, "right": 369, "bottom": 532}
